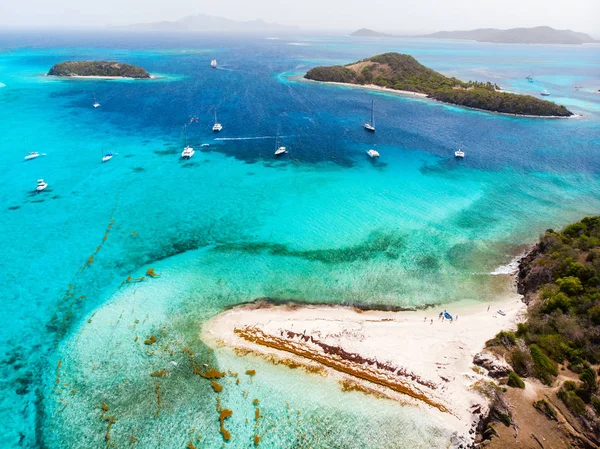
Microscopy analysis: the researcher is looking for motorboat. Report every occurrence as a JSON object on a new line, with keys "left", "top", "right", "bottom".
{"left": 540, "top": 90, "right": 550, "bottom": 96}
{"left": 367, "top": 149, "right": 380, "bottom": 158}
{"left": 275, "top": 146, "right": 287, "bottom": 156}
{"left": 36, "top": 179, "right": 48, "bottom": 192}
{"left": 210, "top": 59, "right": 217, "bottom": 68}
{"left": 455, "top": 144, "right": 465, "bottom": 158}
{"left": 24, "top": 152, "right": 39, "bottom": 161}
{"left": 102, "top": 152, "right": 113, "bottom": 162}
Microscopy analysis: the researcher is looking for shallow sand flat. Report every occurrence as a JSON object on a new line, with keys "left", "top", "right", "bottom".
{"left": 203, "top": 295, "right": 526, "bottom": 437}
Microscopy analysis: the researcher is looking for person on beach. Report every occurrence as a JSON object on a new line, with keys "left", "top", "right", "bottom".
{"left": 456, "top": 315, "right": 459, "bottom": 321}
{"left": 487, "top": 305, "right": 490, "bottom": 312}
{"left": 439, "top": 311, "right": 443, "bottom": 320}
{"left": 430, "top": 319, "right": 433, "bottom": 325}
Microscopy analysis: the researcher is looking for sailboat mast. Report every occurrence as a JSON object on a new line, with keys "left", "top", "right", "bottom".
{"left": 371, "top": 100, "right": 374, "bottom": 127}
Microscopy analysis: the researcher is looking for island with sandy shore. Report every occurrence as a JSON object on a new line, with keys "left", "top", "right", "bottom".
{"left": 202, "top": 217, "right": 600, "bottom": 448}
{"left": 48, "top": 61, "right": 151, "bottom": 79}
{"left": 305, "top": 53, "right": 573, "bottom": 117}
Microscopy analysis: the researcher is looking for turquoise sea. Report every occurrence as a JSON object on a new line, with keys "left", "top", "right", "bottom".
{"left": 1, "top": 31, "right": 599, "bottom": 448}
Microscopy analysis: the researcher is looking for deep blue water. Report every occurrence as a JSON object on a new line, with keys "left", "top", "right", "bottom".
{"left": 1, "top": 31, "right": 599, "bottom": 448}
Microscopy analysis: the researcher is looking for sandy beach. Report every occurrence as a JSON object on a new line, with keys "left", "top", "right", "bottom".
{"left": 202, "top": 295, "right": 526, "bottom": 440}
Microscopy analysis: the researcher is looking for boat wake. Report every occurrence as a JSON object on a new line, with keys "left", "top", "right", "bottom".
{"left": 214, "top": 136, "right": 293, "bottom": 141}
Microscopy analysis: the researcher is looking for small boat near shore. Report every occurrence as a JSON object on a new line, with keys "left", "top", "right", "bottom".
{"left": 102, "top": 152, "right": 113, "bottom": 162}
{"left": 24, "top": 152, "right": 39, "bottom": 161}
{"left": 210, "top": 59, "right": 217, "bottom": 68}
{"left": 36, "top": 179, "right": 48, "bottom": 192}
{"left": 93, "top": 92, "right": 100, "bottom": 108}
{"left": 540, "top": 90, "right": 550, "bottom": 96}
{"left": 497, "top": 310, "right": 506, "bottom": 316}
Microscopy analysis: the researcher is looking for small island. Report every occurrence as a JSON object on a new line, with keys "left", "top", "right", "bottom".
{"left": 304, "top": 53, "right": 573, "bottom": 117}
{"left": 48, "top": 61, "right": 151, "bottom": 79}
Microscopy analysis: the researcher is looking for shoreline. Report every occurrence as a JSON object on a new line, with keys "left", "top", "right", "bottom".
{"left": 300, "top": 77, "right": 577, "bottom": 119}
{"left": 45, "top": 74, "right": 156, "bottom": 80}
{"left": 202, "top": 293, "right": 526, "bottom": 444}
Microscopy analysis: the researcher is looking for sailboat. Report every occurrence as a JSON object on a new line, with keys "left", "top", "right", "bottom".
{"left": 364, "top": 100, "right": 375, "bottom": 132}
{"left": 93, "top": 92, "right": 100, "bottom": 108}
{"left": 274, "top": 135, "right": 287, "bottom": 157}
{"left": 526, "top": 74, "right": 534, "bottom": 83}
{"left": 540, "top": 90, "right": 550, "bottom": 96}
{"left": 454, "top": 144, "right": 465, "bottom": 158}
{"left": 181, "top": 124, "right": 195, "bottom": 159}
{"left": 210, "top": 59, "right": 217, "bottom": 68}
{"left": 212, "top": 109, "right": 223, "bottom": 132}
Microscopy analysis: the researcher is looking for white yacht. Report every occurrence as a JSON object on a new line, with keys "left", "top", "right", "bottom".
{"left": 36, "top": 179, "right": 48, "bottom": 192}
{"left": 367, "top": 148, "right": 380, "bottom": 158}
{"left": 24, "top": 152, "right": 39, "bottom": 161}
{"left": 102, "top": 152, "right": 113, "bottom": 162}
{"left": 181, "top": 145, "right": 195, "bottom": 159}
{"left": 93, "top": 92, "right": 100, "bottom": 108}
{"left": 455, "top": 144, "right": 465, "bottom": 158}
{"left": 212, "top": 110, "right": 222, "bottom": 132}
{"left": 210, "top": 59, "right": 217, "bottom": 68}
{"left": 275, "top": 146, "right": 288, "bottom": 156}
{"left": 540, "top": 90, "right": 550, "bottom": 96}
{"left": 364, "top": 99, "right": 375, "bottom": 132}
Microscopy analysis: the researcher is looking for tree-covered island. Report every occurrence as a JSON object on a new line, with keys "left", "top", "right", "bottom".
{"left": 305, "top": 53, "right": 572, "bottom": 117}
{"left": 48, "top": 61, "right": 151, "bottom": 79}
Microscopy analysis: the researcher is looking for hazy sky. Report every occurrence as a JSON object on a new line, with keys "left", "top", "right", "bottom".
{"left": 1, "top": 0, "right": 599, "bottom": 34}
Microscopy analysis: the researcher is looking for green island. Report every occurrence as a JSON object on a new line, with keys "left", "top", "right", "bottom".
{"left": 479, "top": 217, "right": 600, "bottom": 447}
{"left": 304, "top": 53, "right": 572, "bottom": 117}
{"left": 47, "top": 61, "right": 151, "bottom": 79}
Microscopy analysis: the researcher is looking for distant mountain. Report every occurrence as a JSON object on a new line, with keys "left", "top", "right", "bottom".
{"left": 122, "top": 14, "right": 295, "bottom": 34}
{"left": 420, "top": 26, "right": 597, "bottom": 44}
{"left": 350, "top": 28, "right": 391, "bottom": 37}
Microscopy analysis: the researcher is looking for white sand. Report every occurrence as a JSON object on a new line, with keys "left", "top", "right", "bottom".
{"left": 303, "top": 78, "right": 429, "bottom": 98}
{"left": 202, "top": 295, "right": 526, "bottom": 437}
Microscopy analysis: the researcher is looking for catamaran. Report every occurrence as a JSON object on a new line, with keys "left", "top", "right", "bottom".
{"left": 366, "top": 148, "right": 380, "bottom": 158}
{"left": 36, "top": 179, "right": 48, "bottom": 192}
{"left": 93, "top": 92, "right": 100, "bottom": 108}
{"left": 181, "top": 124, "right": 195, "bottom": 159}
{"left": 364, "top": 100, "right": 375, "bottom": 132}
{"left": 455, "top": 144, "right": 465, "bottom": 158}
{"left": 210, "top": 59, "right": 217, "bottom": 68}
{"left": 212, "top": 109, "right": 222, "bottom": 132}
{"left": 24, "top": 152, "right": 39, "bottom": 160}
{"left": 540, "top": 90, "right": 550, "bottom": 96}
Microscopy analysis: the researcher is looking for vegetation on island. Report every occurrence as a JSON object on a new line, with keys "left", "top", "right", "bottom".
{"left": 486, "top": 217, "right": 600, "bottom": 440}
{"left": 48, "top": 61, "right": 150, "bottom": 79}
{"left": 304, "top": 53, "right": 572, "bottom": 117}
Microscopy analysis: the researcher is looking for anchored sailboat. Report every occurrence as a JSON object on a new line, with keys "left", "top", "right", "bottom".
{"left": 212, "top": 109, "right": 222, "bottom": 132}
{"left": 364, "top": 100, "right": 375, "bottom": 132}
{"left": 93, "top": 92, "right": 100, "bottom": 108}
{"left": 181, "top": 124, "right": 195, "bottom": 159}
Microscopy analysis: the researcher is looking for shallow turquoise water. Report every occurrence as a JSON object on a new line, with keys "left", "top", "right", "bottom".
{"left": 1, "top": 31, "right": 599, "bottom": 448}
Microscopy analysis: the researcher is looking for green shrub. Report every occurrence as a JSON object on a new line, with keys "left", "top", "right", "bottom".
{"left": 516, "top": 322, "right": 528, "bottom": 337}
{"left": 487, "top": 330, "right": 516, "bottom": 348}
{"left": 510, "top": 347, "right": 532, "bottom": 377}
{"left": 537, "top": 333, "right": 570, "bottom": 362}
{"left": 530, "top": 344, "right": 558, "bottom": 385}
{"left": 507, "top": 372, "right": 525, "bottom": 389}
{"left": 533, "top": 399, "right": 557, "bottom": 420}
{"left": 556, "top": 276, "right": 584, "bottom": 295}
{"left": 558, "top": 387, "right": 588, "bottom": 417}
{"left": 592, "top": 398, "right": 600, "bottom": 416}
{"left": 588, "top": 305, "right": 600, "bottom": 325}
{"left": 580, "top": 367, "right": 598, "bottom": 393}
